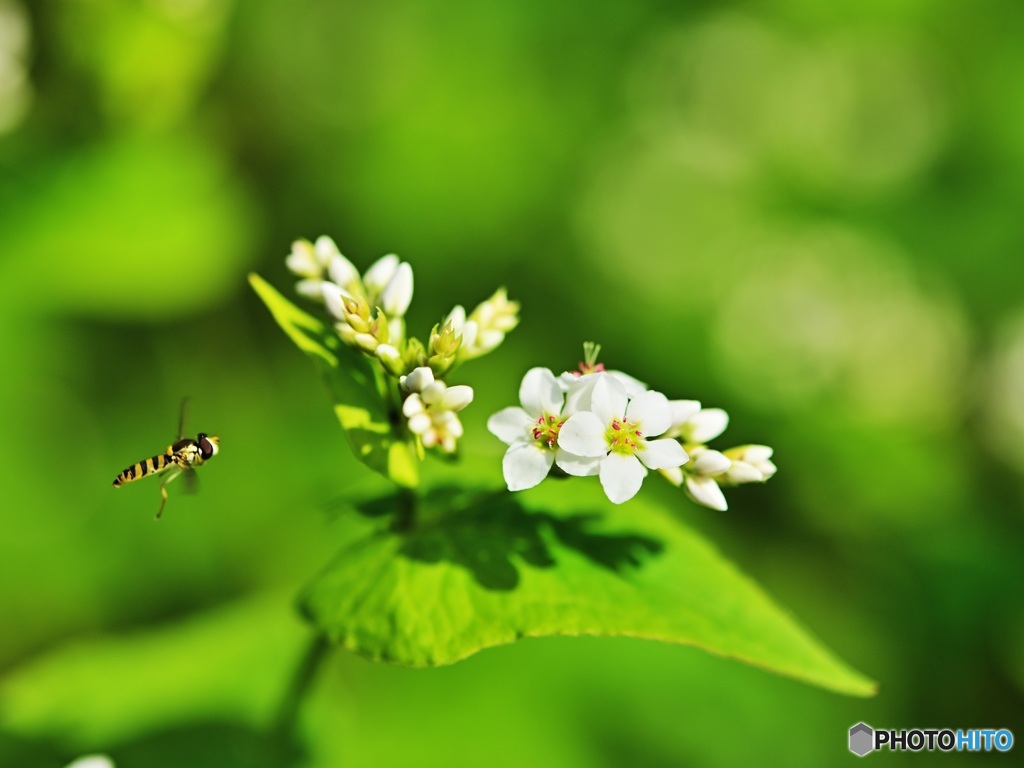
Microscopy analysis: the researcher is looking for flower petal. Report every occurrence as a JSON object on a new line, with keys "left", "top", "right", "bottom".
{"left": 420, "top": 381, "right": 448, "bottom": 406}
{"left": 445, "top": 305, "right": 467, "bottom": 328}
{"left": 487, "top": 407, "right": 533, "bottom": 444}
{"left": 64, "top": 757, "right": 116, "bottom": 768}
{"left": 590, "top": 373, "right": 628, "bottom": 423}
{"left": 314, "top": 234, "right": 341, "bottom": 265}
{"left": 519, "top": 367, "right": 563, "bottom": 417}
{"left": 295, "top": 278, "right": 329, "bottom": 301}
{"left": 442, "top": 384, "right": 474, "bottom": 411}
{"left": 608, "top": 370, "right": 648, "bottom": 397}
{"left": 363, "top": 254, "right": 400, "bottom": 293}
{"left": 557, "top": 412, "right": 609, "bottom": 457}
{"left": 724, "top": 460, "right": 764, "bottom": 484}
{"left": 626, "top": 389, "right": 672, "bottom": 436}
{"left": 286, "top": 240, "right": 320, "bottom": 277}
{"left": 381, "top": 261, "right": 414, "bottom": 317}
{"left": 407, "top": 412, "right": 432, "bottom": 435}
{"left": 562, "top": 372, "right": 596, "bottom": 413}
{"left": 402, "top": 394, "right": 425, "bottom": 417}
{"left": 401, "top": 366, "right": 434, "bottom": 393}
{"left": 659, "top": 466, "right": 684, "bottom": 486}
{"left": 687, "top": 408, "right": 729, "bottom": 443}
{"left": 459, "top": 319, "right": 480, "bottom": 352}
{"left": 669, "top": 400, "right": 701, "bottom": 430}
{"left": 321, "top": 282, "right": 349, "bottom": 320}
{"left": 740, "top": 444, "right": 774, "bottom": 463}
{"left": 599, "top": 452, "right": 647, "bottom": 504}
{"left": 503, "top": 442, "right": 555, "bottom": 491}
{"left": 690, "top": 447, "right": 732, "bottom": 476}
{"left": 327, "top": 253, "right": 360, "bottom": 290}
{"left": 638, "top": 438, "right": 688, "bottom": 470}
{"left": 684, "top": 475, "right": 728, "bottom": 511}
{"left": 555, "top": 448, "right": 601, "bottom": 476}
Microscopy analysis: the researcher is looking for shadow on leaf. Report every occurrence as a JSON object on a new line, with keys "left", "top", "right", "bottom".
{"left": 358, "top": 487, "right": 665, "bottom": 592}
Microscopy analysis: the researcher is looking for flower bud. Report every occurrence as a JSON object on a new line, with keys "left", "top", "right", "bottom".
{"left": 286, "top": 239, "right": 321, "bottom": 278}
{"left": 376, "top": 344, "right": 406, "bottom": 377}
{"left": 381, "top": 262, "right": 414, "bottom": 318}
{"left": 722, "top": 445, "right": 777, "bottom": 484}
{"left": 402, "top": 337, "right": 427, "bottom": 370}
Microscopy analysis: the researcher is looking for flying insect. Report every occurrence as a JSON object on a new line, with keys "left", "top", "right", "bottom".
{"left": 113, "top": 399, "right": 219, "bottom": 519}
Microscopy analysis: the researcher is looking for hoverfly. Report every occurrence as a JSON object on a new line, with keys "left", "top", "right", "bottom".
{"left": 112, "top": 399, "right": 220, "bottom": 519}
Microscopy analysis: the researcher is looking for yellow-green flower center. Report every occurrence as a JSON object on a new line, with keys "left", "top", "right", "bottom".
{"left": 606, "top": 417, "right": 643, "bottom": 456}
{"left": 532, "top": 414, "right": 565, "bottom": 449}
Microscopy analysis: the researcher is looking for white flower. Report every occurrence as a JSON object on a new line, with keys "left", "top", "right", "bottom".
{"left": 557, "top": 374, "right": 689, "bottom": 504}
{"left": 722, "top": 445, "right": 777, "bottom": 485}
{"left": 319, "top": 236, "right": 361, "bottom": 291}
{"left": 321, "top": 281, "right": 349, "bottom": 321}
{"left": 681, "top": 446, "right": 732, "bottom": 511}
{"left": 487, "top": 367, "right": 591, "bottom": 491}
{"left": 64, "top": 757, "right": 115, "bottom": 768}
{"left": 400, "top": 366, "right": 433, "bottom": 393}
{"left": 668, "top": 404, "right": 729, "bottom": 443}
{"left": 302, "top": 241, "right": 415, "bottom": 333}
{"left": 561, "top": 369, "right": 648, "bottom": 413}
{"left": 401, "top": 367, "right": 473, "bottom": 453}
{"left": 381, "top": 262, "right": 413, "bottom": 317}
{"left": 375, "top": 343, "right": 403, "bottom": 375}
{"left": 449, "top": 288, "right": 519, "bottom": 360}
{"left": 363, "top": 253, "right": 400, "bottom": 295}
{"left": 443, "top": 305, "right": 480, "bottom": 353}
{"left": 286, "top": 238, "right": 327, "bottom": 278}
{"left": 287, "top": 238, "right": 335, "bottom": 301}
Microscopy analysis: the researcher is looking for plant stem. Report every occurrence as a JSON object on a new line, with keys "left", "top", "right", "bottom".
{"left": 272, "top": 632, "right": 332, "bottom": 744}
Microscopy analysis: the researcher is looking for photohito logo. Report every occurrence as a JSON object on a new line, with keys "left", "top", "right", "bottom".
{"left": 848, "top": 723, "right": 1014, "bottom": 756}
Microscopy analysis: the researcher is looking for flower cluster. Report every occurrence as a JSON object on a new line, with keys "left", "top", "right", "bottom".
{"left": 286, "top": 236, "right": 518, "bottom": 454}
{"left": 489, "top": 345, "right": 775, "bottom": 507}
{"left": 658, "top": 403, "right": 777, "bottom": 510}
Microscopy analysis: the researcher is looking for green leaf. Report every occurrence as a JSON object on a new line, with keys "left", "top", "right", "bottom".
{"left": 249, "top": 273, "right": 417, "bottom": 488}
{"left": 0, "top": 593, "right": 304, "bottom": 747}
{"left": 301, "top": 483, "right": 877, "bottom": 697}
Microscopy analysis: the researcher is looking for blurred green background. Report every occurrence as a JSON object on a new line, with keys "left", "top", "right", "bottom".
{"left": 2, "top": 0, "right": 1023, "bottom": 765}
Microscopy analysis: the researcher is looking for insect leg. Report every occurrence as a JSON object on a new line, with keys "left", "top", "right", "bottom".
{"left": 156, "top": 467, "right": 184, "bottom": 520}
{"left": 177, "top": 397, "right": 191, "bottom": 440}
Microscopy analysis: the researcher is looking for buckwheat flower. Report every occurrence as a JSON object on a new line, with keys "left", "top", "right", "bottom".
{"left": 357, "top": 254, "right": 413, "bottom": 341}
{"left": 376, "top": 343, "right": 405, "bottom": 376}
{"left": 443, "top": 305, "right": 479, "bottom": 355}
{"left": 323, "top": 289, "right": 390, "bottom": 353}
{"left": 667, "top": 404, "right": 729, "bottom": 443}
{"left": 680, "top": 446, "right": 732, "bottom": 511}
{"left": 287, "top": 238, "right": 335, "bottom": 301}
{"left": 559, "top": 343, "right": 647, "bottom": 412}
{"left": 324, "top": 239, "right": 361, "bottom": 294}
{"left": 404, "top": 400, "right": 465, "bottom": 452}
{"left": 427, "top": 320, "right": 463, "bottom": 376}
{"left": 562, "top": 369, "right": 648, "bottom": 413}
{"left": 380, "top": 261, "right": 414, "bottom": 318}
{"left": 721, "top": 445, "right": 777, "bottom": 485}
{"left": 363, "top": 254, "right": 400, "bottom": 296}
{"left": 401, "top": 366, "right": 473, "bottom": 453}
{"left": 557, "top": 374, "right": 689, "bottom": 504}
{"left": 64, "top": 757, "right": 115, "bottom": 768}
{"left": 452, "top": 288, "right": 519, "bottom": 360}
{"left": 488, "top": 367, "right": 591, "bottom": 491}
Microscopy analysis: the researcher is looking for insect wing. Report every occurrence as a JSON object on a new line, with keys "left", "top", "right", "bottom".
{"left": 182, "top": 466, "right": 199, "bottom": 496}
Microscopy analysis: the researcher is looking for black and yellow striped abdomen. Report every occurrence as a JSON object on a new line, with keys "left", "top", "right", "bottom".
{"left": 113, "top": 447, "right": 177, "bottom": 487}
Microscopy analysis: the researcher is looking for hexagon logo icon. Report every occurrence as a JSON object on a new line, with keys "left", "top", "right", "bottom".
{"left": 849, "top": 722, "right": 874, "bottom": 756}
